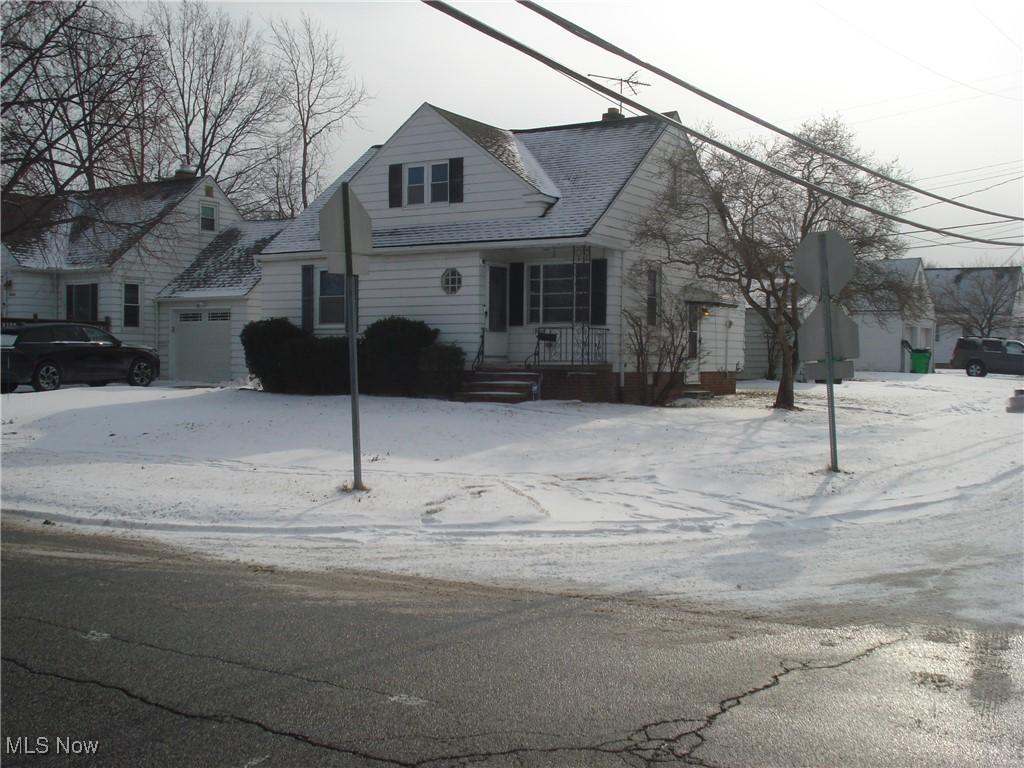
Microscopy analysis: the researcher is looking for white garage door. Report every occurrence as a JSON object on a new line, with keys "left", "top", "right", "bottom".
{"left": 174, "top": 309, "right": 232, "bottom": 382}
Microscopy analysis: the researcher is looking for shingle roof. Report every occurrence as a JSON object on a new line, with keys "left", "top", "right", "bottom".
{"left": 924, "top": 266, "right": 1023, "bottom": 307}
{"left": 261, "top": 146, "right": 379, "bottom": 255}
{"left": 263, "top": 110, "right": 667, "bottom": 254}
{"left": 2, "top": 178, "right": 205, "bottom": 270}
{"left": 159, "top": 220, "right": 287, "bottom": 299}
{"left": 432, "top": 105, "right": 560, "bottom": 198}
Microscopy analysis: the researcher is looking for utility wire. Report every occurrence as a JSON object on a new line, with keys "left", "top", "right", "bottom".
{"left": 422, "top": 1, "right": 1024, "bottom": 248}
{"left": 517, "top": 0, "right": 1024, "bottom": 223}
{"left": 917, "top": 159, "right": 1022, "bottom": 181}
{"left": 905, "top": 176, "right": 1024, "bottom": 213}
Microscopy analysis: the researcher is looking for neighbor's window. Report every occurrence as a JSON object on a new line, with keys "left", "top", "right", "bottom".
{"left": 66, "top": 283, "right": 97, "bottom": 321}
{"left": 431, "top": 162, "right": 449, "bottom": 203}
{"left": 200, "top": 203, "right": 217, "bottom": 232}
{"left": 123, "top": 283, "right": 140, "bottom": 328}
{"left": 406, "top": 166, "right": 425, "bottom": 205}
{"left": 441, "top": 268, "right": 462, "bottom": 295}
{"left": 528, "top": 263, "right": 590, "bottom": 324}
{"left": 319, "top": 271, "right": 345, "bottom": 325}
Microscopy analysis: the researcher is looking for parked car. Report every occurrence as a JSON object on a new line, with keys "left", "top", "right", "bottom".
{"left": 949, "top": 336, "right": 1024, "bottom": 377}
{"left": 1, "top": 323, "right": 159, "bottom": 393}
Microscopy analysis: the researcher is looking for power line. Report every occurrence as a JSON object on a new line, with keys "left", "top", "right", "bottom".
{"left": 916, "top": 159, "right": 1023, "bottom": 182}
{"left": 517, "top": 0, "right": 1024, "bottom": 223}
{"left": 422, "top": 1, "right": 1024, "bottom": 248}
{"left": 813, "top": 1, "right": 1023, "bottom": 103}
{"left": 905, "top": 176, "right": 1024, "bottom": 214}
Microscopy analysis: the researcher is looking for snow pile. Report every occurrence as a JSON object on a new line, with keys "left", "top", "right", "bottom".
{"left": 2, "top": 372, "right": 1021, "bottom": 626}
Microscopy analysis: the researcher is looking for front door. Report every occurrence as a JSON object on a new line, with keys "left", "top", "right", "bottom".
{"left": 485, "top": 265, "right": 508, "bottom": 359}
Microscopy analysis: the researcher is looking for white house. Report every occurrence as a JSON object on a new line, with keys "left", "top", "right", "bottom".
{"left": 925, "top": 266, "right": 1024, "bottom": 366}
{"left": 258, "top": 103, "right": 744, "bottom": 401}
{"left": 1, "top": 174, "right": 281, "bottom": 382}
{"left": 849, "top": 258, "right": 935, "bottom": 372}
{"left": 740, "top": 258, "right": 935, "bottom": 379}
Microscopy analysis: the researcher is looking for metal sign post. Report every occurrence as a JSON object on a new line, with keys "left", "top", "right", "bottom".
{"left": 341, "top": 183, "right": 365, "bottom": 490}
{"left": 320, "top": 182, "right": 371, "bottom": 491}
{"left": 794, "top": 230, "right": 858, "bottom": 474}
{"left": 818, "top": 236, "right": 839, "bottom": 472}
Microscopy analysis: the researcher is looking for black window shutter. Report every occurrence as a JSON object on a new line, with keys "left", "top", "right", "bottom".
{"left": 388, "top": 164, "right": 403, "bottom": 208}
{"left": 89, "top": 284, "right": 98, "bottom": 321}
{"left": 508, "top": 263, "right": 524, "bottom": 326}
{"left": 301, "top": 265, "right": 314, "bottom": 332}
{"left": 65, "top": 285, "right": 73, "bottom": 320}
{"left": 449, "top": 157, "right": 463, "bottom": 203}
{"left": 590, "top": 258, "right": 607, "bottom": 325}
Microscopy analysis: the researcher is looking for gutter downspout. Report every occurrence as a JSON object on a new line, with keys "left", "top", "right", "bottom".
{"left": 618, "top": 249, "right": 626, "bottom": 396}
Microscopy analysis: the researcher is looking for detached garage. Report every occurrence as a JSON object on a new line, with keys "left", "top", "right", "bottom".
{"left": 158, "top": 221, "right": 286, "bottom": 383}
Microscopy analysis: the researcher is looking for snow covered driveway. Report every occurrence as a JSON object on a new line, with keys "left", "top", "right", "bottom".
{"left": 2, "top": 372, "right": 1021, "bottom": 626}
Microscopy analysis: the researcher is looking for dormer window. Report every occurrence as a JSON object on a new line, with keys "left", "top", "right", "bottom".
{"left": 430, "top": 163, "right": 449, "bottom": 202}
{"left": 406, "top": 166, "right": 425, "bottom": 205}
{"left": 200, "top": 203, "right": 217, "bottom": 232}
{"left": 390, "top": 159, "right": 463, "bottom": 208}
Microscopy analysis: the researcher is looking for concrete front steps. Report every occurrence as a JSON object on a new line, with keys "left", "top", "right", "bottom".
{"left": 455, "top": 369, "right": 542, "bottom": 404}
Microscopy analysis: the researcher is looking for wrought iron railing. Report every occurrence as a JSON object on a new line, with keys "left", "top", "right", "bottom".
{"left": 472, "top": 327, "right": 485, "bottom": 371}
{"left": 526, "top": 325, "right": 609, "bottom": 368}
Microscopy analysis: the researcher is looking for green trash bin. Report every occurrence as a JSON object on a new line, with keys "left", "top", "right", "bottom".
{"left": 910, "top": 348, "right": 931, "bottom": 373}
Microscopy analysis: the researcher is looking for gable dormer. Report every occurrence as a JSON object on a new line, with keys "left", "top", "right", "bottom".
{"left": 349, "top": 103, "right": 559, "bottom": 228}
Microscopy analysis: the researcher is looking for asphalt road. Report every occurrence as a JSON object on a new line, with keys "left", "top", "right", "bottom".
{"left": 2, "top": 522, "right": 1021, "bottom": 767}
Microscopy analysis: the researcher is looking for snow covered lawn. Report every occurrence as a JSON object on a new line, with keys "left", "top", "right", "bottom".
{"left": 2, "top": 372, "right": 1021, "bottom": 627}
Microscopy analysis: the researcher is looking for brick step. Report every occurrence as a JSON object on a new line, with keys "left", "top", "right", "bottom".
{"left": 454, "top": 390, "right": 532, "bottom": 404}
{"left": 456, "top": 368, "right": 542, "bottom": 403}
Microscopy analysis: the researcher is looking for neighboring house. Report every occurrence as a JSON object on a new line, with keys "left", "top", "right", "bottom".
{"left": 259, "top": 103, "right": 744, "bottom": 400}
{"left": 849, "top": 258, "right": 935, "bottom": 372}
{"left": 739, "top": 257, "right": 935, "bottom": 379}
{"left": 925, "top": 266, "right": 1024, "bottom": 366}
{"left": 0, "top": 172, "right": 270, "bottom": 382}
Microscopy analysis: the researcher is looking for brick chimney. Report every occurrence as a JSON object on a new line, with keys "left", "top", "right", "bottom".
{"left": 173, "top": 164, "right": 197, "bottom": 180}
{"left": 602, "top": 107, "right": 624, "bottom": 121}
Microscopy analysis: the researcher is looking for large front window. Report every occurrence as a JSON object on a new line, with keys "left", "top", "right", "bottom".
{"left": 528, "top": 263, "right": 590, "bottom": 324}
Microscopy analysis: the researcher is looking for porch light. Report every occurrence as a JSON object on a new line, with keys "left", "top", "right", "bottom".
{"left": 702, "top": 306, "right": 712, "bottom": 318}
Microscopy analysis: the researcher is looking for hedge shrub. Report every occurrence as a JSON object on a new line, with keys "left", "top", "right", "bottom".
{"left": 241, "top": 316, "right": 463, "bottom": 397}
{"left": 240, "top": 318, "right": 307, "bottom": 393}
{"left": 361, "top": 316, "right": 438, "bottom": 395}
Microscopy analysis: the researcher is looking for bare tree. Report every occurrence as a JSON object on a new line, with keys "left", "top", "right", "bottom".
{"left": 149, "top": 0, "right": 284, "bottom": 214}
{"left": 2, "top": 1, "right": 153, "bottom": 198}
{"left": 633, "top": 117, "right": 927, "bottom": 409}
{"left": 622, "top": 261, "right": 699, "bottom": 405}
{"left": 267, "top": 13, "right": 368, "bottom": 211}
{"left": 929, "top": 265, "right": 1023, "bottom": 337}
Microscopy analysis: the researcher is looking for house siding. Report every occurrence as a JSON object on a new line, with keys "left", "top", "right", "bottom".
{"left": 351, "top": 105, "right": 548, "bottom": 228}
{"left": 1, "top": 253, "right": 59, "bottom": 319}
{"left": 259, "top": 251, "right": 484, "bottom": 362}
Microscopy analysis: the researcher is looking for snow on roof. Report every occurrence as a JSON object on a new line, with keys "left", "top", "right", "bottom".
{"left": 159, "top": 219, "right": 287, "bottom": 299}
{"left": 261, "top": 146, "right": 379, "bottom": 255}
{"left": 924, "top": 265, "right": 1022, "bottom": 301}
{"left": 2, "top": 177, "right": 205, "bottom": 271}
{"left": 263, "top": 111, "right": 666, "bottom": 254}
{"left": 432, "top": 105, "right": 560, "bottom": 198}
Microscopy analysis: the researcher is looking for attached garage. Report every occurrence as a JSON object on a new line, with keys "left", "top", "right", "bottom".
{"left": 173, "top": 308, "right": 233, "bottom": 382}
{"left": 156, "top": 220, "right": 287, "bottom": 384}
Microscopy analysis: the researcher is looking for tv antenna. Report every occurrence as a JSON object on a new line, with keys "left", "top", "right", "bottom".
{"left": 587, "top": 70, "right": 651, "bottom": 111}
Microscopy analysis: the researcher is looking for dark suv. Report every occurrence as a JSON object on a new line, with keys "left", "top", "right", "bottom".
{"left": 950, "top": 337, "right": 1024, "bottom": 377}
{"left": 1, "top": 323, "right": 159, "bottom": 393}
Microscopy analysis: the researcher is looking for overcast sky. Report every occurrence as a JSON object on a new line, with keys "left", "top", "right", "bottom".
{"left": 220, "top": 0, "right": 1023, "bottom": 268}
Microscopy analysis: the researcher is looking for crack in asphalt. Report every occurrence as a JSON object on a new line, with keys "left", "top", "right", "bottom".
{"left": 2, "top": 657, "right": 414, "bottom": 767}
{"left": 5, "top": 614, "right": 424, "bottom": 705}
{"left": 2, "top": 632, "right": 908, "bottom": 767}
